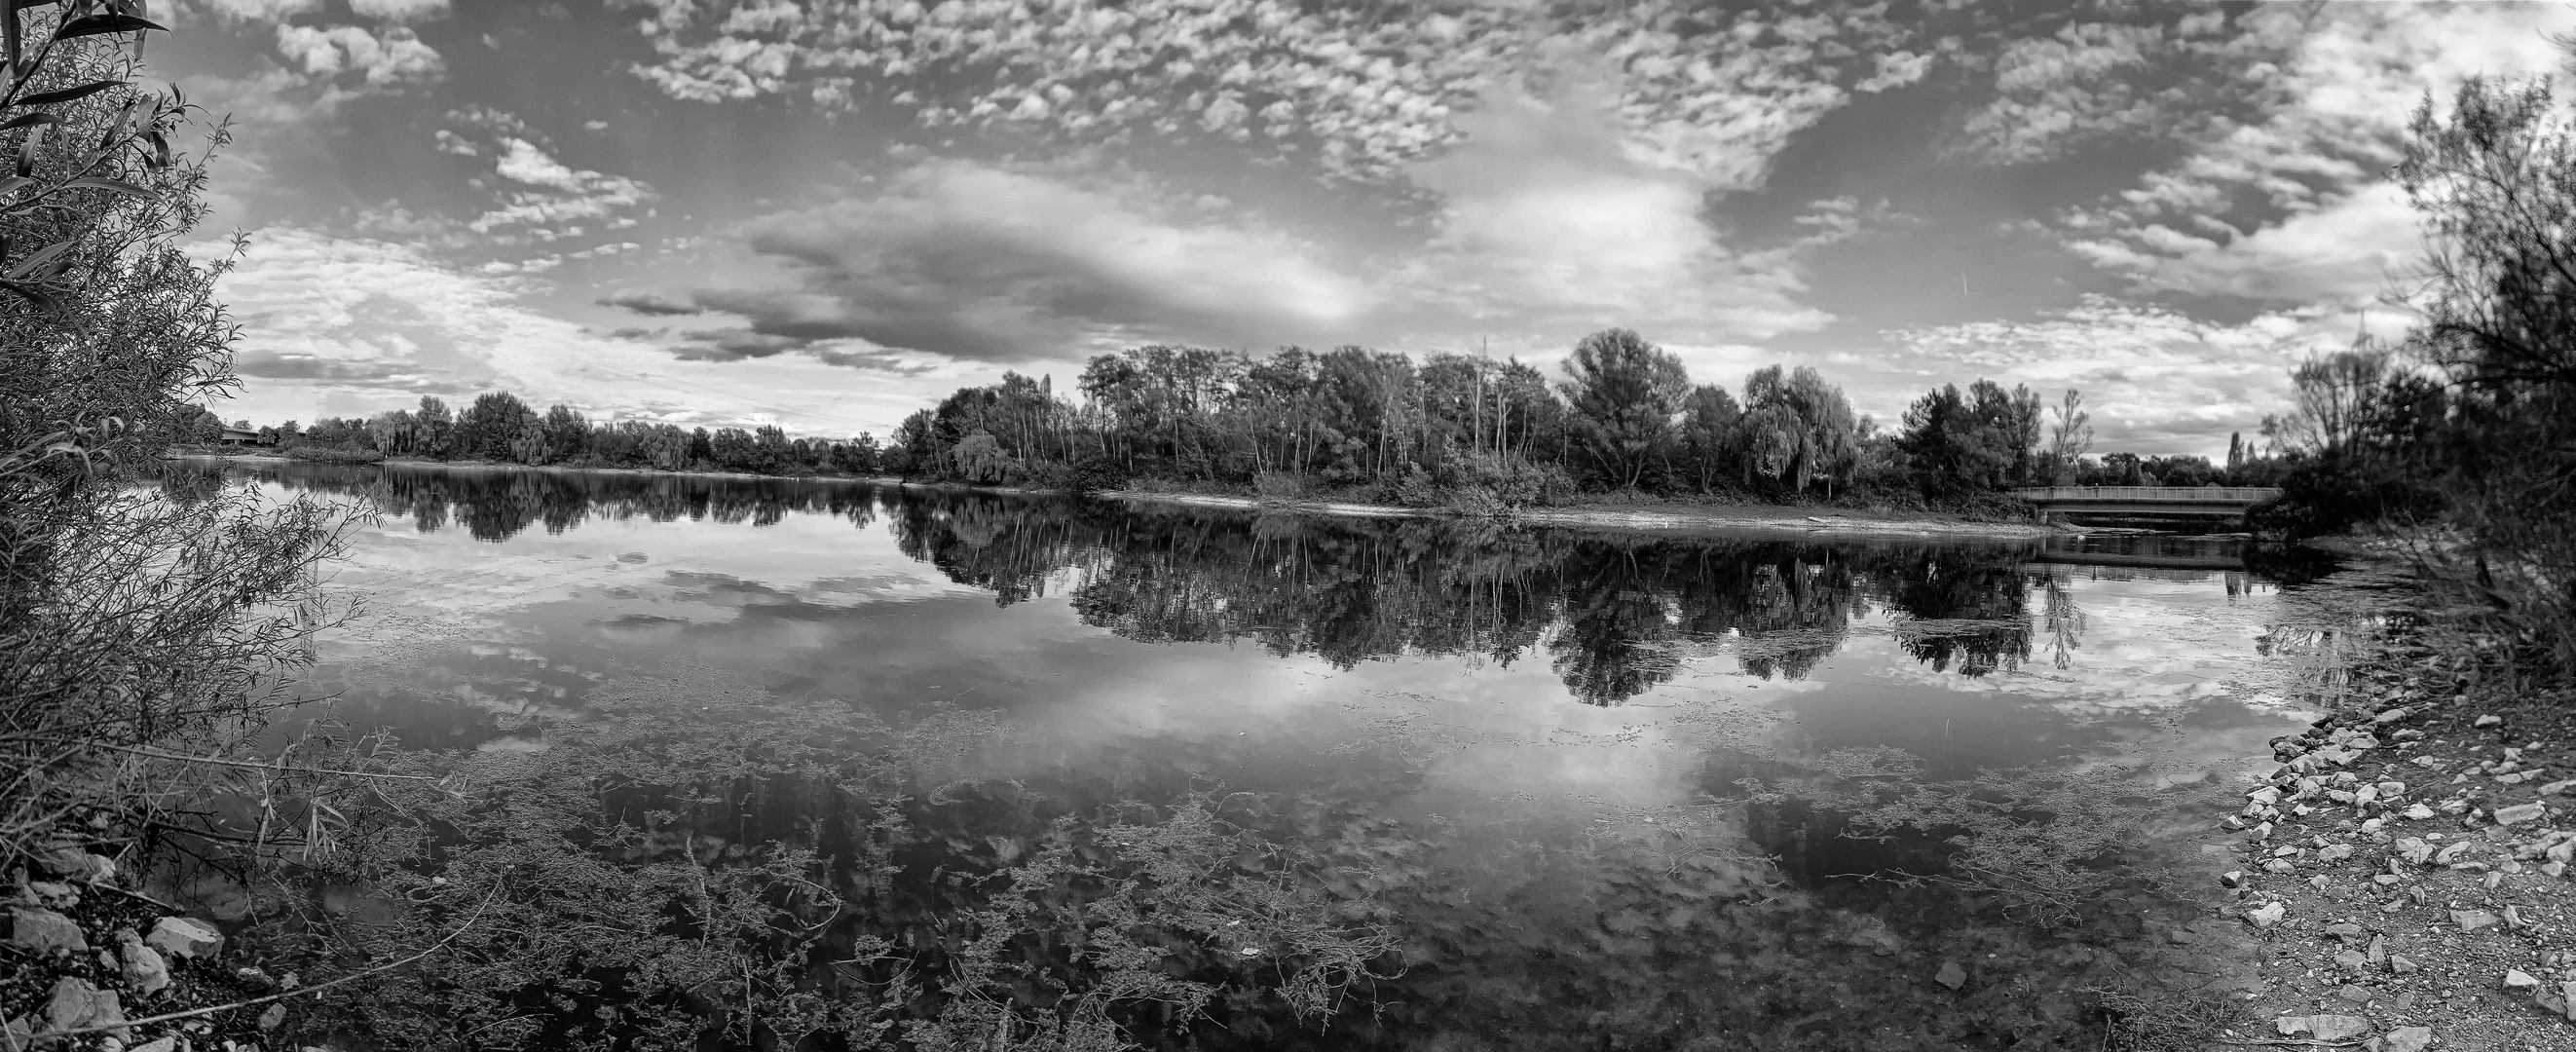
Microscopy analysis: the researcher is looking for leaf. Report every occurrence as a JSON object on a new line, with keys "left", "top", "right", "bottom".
{"left": 16, "top": 123, "right": 42, "bottom": 177}
{"left": 59, "top": 175, "right": 147, "bottom": 198}
{"left": 0, "top": 111, "right": 52, "bottom": 130}
{"left": 0, "top": 174, "right": 31, "bottom": 200}
{"left": 52, "top": 13, "right": 164, "bottom": 39}
{"left": 15, "top": 78, "right": 121, "bottom": 106}
{"left": 8, "top": 238, "right": 70, "bottom": 279}
{"left": 0, "top": 279, "right": 56, "bottom": 309}
{"left": 52, "top": 12, "right": 162, "bottom": 39}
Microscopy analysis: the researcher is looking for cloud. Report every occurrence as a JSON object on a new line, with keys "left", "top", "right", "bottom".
{"left": 1880, "top": 295, "right": 2377, "bottom": 455}
{"left": 348, "top": 0, "right": 449, "bottom": 22}
{"left": 626, "top": 0, "right": 1531, "bottom": 181}
{"left": 1384, "top": 76, "right": 1832, "bottom": 349}
{"left": 650, "top": 161, "right": 1370, "bottom": 362}
{"left": 1946, "top": 13, "right": 2296, "bottom": 167}
{"left": 274, "top": 23, "right": 446, "bottom": 86}
{"left": 211, "top": 227, "right": 950, "bottom": 432}
{"left": 2056, "top": 3, "right": 2575, "bottom": 303}
{"left": 455, "top": 136, "right": 657, "bottom": 244}
{"left": 195, "top": 0, "right": 322, "bottom": 22}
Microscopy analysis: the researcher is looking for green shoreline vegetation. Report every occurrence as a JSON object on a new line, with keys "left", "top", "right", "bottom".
{"left": 7, "top": 7, "right": 2576, "bottom": 1052}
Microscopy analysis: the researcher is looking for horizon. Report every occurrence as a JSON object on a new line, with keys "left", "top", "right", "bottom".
{"left": 157, "top": 0, "right": 2576, "bottom": 459}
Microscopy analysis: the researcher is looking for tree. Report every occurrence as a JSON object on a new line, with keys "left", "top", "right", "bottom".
{"left": 1674, "top": 385, "right": 1740, "bottom": 492}
{"left": 458, "top": 391, "right": 539, "bottom": 461}
{"left": 1558, "top": 328, "right": 1687, "bottom": 490}
{"left": 541, "top": 404, "right": 589, "bottom": 464}
{"left": 2043, "top": 389, "right": 2092, "bottom": 485}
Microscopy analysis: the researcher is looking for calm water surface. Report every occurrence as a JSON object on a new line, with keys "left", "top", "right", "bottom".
{"left": 207, "top": 460, "right": 2392, "bottom": 1049}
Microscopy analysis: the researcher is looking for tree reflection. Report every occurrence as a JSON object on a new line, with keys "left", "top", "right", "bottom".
{"left": 247, "top": 461, "right": 2065, "bottom": 703}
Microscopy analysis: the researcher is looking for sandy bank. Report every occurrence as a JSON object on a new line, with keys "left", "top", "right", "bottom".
{"left": 1096, "top": 488, "right": 2071, "bottom": 539}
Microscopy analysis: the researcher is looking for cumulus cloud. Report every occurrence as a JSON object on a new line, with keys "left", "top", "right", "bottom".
{"left": 613, "top": 161, "right": 1371, "bottom": 362}
{"left": 274, "top": 23, "right": 446, "bottom": 86}
{"left": 1385, "top": 76, "right": 1832, "bottom": 348}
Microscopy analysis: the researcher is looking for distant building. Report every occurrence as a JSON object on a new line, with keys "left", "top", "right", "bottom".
{"left": 218, "top": 427, "right": 263, "bottom": 446}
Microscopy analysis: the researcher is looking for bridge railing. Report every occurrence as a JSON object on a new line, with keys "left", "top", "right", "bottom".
{"left": 2008, "top": 486, "right": 2284, "bottom": 504}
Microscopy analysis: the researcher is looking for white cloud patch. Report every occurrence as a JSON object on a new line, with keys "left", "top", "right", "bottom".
{"left": 274, "top": 23, "right": 446, "bottom": 86}
{"left": 452, "top": 136, "right": 656, "bottom": 244}
{"left": 2064, "top": 3, "right": 2576, "bottom": 303}
{"left": 213, "top": 228, "right": 944, "bottom": 433}
{"left": 194, "top": 0, "right": 322, "bottom": 22}
{"left": 348, "top": 0, "right": 449, "bottom": 22}
{"left": 1385, "top": 76, "right": 1831, "bottom": 349}
{"left": 1881, "top": 295, "right": 2382, "bottom": 456}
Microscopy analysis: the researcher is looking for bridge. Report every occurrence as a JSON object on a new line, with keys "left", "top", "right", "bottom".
{"left": 2008, "top": 486, "right": 2283, "bottom": 524}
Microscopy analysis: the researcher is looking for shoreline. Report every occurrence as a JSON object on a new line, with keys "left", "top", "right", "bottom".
{"left": 1096, "top": 488, "right": 2075, "bottom": 539}
{"left": 2210, "top": 637, "right": 2576, "bottom": 1048}
{"left": 179, "top": 450, "right": 2086, "bottom": 540}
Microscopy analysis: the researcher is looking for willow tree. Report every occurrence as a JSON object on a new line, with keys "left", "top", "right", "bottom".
{"left": 0, "top": 2, "right": 352, "bottom": 870}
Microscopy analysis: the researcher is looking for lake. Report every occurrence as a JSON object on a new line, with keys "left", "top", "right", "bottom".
{"left": 185, "top": 459, "right": 2393, "bottom": 1050}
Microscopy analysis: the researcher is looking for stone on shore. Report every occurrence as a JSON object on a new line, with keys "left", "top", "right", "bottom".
{"left": 9, "top": 906, "right": 87, "bottom": 954}
{"left": 2276, "top": 1014, "right": 2369, "bottom": 1040}
{"left": 2452, "top": 909, "right": 2500, "bottom": 932}
{"left": 2381, "top": 1026, "right": 2433, "bottom": 1052}
{"left": 116, "top": 932, "right": 168, "bottom": 996}
{"left": 2507, "top": 968, "right": 2542, "bottom": 988}
{"left": 143, "top": 916, "right": 221, "bottom": 960}
{"left": 2494, "top": 801, "right": 2549, "bottom": 826}
{"left": 43, "top": 977, "right": 124, "bottom": 1036}
{"left": 2245, "top": 902, "right": 2287, "bottom": 928}
{"left": 2474, "top": 714, "right": 2503, "bottom": 729}
{"left": 1934, "top": 961, "right": 1966, "bottom": 991}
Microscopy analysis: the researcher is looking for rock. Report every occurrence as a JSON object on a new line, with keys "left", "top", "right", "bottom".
{"left": 2495, "top": 801, "right": 2549, "bottom": 826}
{"left": 130, "top": 1038, "right": 177, "bottom": 1052}
{"left": 144, "top": 917, "right": 221, "bottom": 960}
{"left": 44, "top": 977, "right": 124, "bottom": 1036}
{"left": 259, "top": 1003, "right": 285, "bottom": 1032}
{"left": 10, "top": 905, "right": 88, "bottom": 955}
{"left": 2325, "top": 921, "right": 2367, "bottom": 938}
{"left": 2374, "top": 706, "right": 2413, "bottom": 725}
{"left": 2335, "top": 949, "right": 2369, "bottom": 972}
{"left": 1934, "top": 961, "right": 1966, "bottom": 991}
{"left": 2336, "top": 984, "right": 2375, "bottom": 1004}
{"left": 2543, "top": 778, "right": 2576, "bottom": 796}
{"left": 117, "top": 936, "right": 168, "bottom": 996}
{"left": 2453, "top": 909, "right": 2500, "bottom": 932}
{"left": 2277, "top": 1014, "right": 2370, "bottom": 1040}
{"left": 2508, "top": 968, "right": 2543, "bottom": 988}
{"left": 2391, "top": 954, "right": 2417, "bottom": 974}
{"left": 2245, "top": 902, "right": 2287, "bottom": 928}
{"left": 2508, "top": 904, "right": 2532, "bottom": 929}
{"left": 2382, "top": 1026, "right": 2433, "bottom": 1052}
{"left": 2220, "top": 870, "right": 2245, "bottom": 888}
{"left": 2368, "top": 934, "right": 2387, "bottom": 968}
{"left": 2476, "top": 714, "right": 2504, "bottom": 729}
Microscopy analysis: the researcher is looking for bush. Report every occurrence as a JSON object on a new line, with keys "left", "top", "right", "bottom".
{"left": 2246, "top": 457, "right": 2445, "bottom": 541}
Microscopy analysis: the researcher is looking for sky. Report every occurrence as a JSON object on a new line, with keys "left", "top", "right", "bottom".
{"left": 155, "top": 0, "right": 2576, "bottom": 456}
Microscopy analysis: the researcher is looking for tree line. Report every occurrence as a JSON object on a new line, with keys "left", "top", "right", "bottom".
{"left": 207, "top": 332, "right": 2290, "bottom": 511}
{"left": 883, "top": 329, "right": 2287, "bottom": 509}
